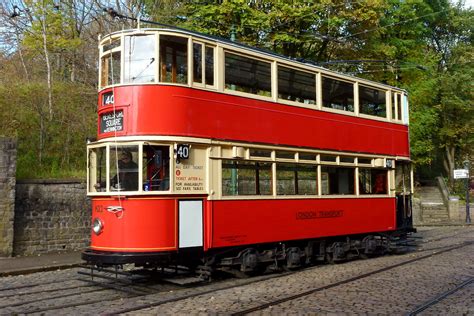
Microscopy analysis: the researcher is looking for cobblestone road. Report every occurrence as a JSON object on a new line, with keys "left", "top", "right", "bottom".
{"left": 0, "top": 226, "right": 472, "bottom": 315}
{"left": 135, "top": 226, "right": 474, "bottom": 315}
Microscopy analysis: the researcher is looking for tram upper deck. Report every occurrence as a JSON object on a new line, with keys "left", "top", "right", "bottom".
{"left": 97, "top": 28, "right": 409, "bottom": 158}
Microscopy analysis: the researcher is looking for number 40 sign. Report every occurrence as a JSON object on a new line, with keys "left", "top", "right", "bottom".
{"left": 175, "top": 144, "right": 190, "bottom": 161}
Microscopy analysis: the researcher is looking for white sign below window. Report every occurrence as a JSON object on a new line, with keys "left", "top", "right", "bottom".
{"left": 453, "top": 169, "right": 469, "bottom": 179}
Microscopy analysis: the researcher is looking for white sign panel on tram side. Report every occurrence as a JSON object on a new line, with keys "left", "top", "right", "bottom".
{"left": 453, "top": 169, "right": 469, "bottom": 179}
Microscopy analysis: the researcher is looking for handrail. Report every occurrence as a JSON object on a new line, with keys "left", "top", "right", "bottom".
{"left": 436, "top": 176, "right": 450, "bottom": 206}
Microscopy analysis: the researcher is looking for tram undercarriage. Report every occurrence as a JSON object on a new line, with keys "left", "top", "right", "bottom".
{"left": 82, "top": 229, "right": 416, "bottom": 281}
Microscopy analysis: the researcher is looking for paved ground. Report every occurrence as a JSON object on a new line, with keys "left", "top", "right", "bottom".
{"left": 0, "top": 252, "right": 82, "bottom": 276}
{"left": 0, "top": 226, "right": 472, "bottom": 315}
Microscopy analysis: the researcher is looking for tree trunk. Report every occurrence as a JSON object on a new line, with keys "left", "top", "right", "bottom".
{"left": 41, "top": 14, "right": 53, "bottom": 121}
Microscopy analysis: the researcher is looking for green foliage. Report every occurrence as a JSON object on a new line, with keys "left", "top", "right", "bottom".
{"left": 0, "top": 81, "right": 96, "bottom": 179}
{"left": 410, "top": 107, "right": 439, "bottom": 165}
{"left": 22, "top": 0, "right": 82, "bottom": 55}
{"left": 0, "top": 0, "right": 472, "bottom": 182}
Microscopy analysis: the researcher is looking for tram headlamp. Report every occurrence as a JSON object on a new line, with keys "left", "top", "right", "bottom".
{"left": 92, "top": 218, "right": 104, "bottom": 235}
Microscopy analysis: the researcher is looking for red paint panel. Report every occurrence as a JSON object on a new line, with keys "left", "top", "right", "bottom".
{"left": 211, "top": 198, "right": 396, "bottom": 248}
{"left": 90, "top": 198, "right": 177, "bottom": 252}
{"left": 98, "top": 86, "right": 410, "bottom": 157}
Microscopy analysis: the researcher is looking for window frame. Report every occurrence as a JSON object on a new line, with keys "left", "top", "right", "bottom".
{"left": 321, "top": 76, "right": 356, "bottom": 114}
{"left": 99, "top": 35, "right": 123, "bottom": 89}
{"left": 358, "top": 84, "right": 388, "bottom": 119}
{"left": 223, "top": 50, "right": 273, "bottom": 100}
{"left": 158, "top": 33, "right": 190, "bottom": 86}
{"left": 277, "top": 64, "right": 317, "bottom": 107}
{"left": 87, "top": 141, "right": 174, "bottom": 195}
{"left": 123, "top": 34, "right": 157, "bottom": 84}
{"left": 216, "top": 145, "right": 395, "bottom": 199}
{"left": 192, "top": 40, "right": 217, "bottom": 90}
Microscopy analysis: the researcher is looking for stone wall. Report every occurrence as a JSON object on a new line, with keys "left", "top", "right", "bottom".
{"left": 14, "top": 180, "right": 91, "bottom": 256}
{"left": 0, "top": 138, "right": 17, "bottom": 257}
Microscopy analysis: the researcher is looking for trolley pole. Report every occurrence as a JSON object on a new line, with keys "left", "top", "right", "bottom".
{"left": 464, "top": 160, "right": 471, "bottom": 224}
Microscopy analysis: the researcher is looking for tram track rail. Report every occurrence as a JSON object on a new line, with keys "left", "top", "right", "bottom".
{"left": 419, "top": 229, "right": 474, "bottom": 244}
{"left": 101, "top": 240, "right": 473, "bottom": 315}
{"left": 0, "top": 281, "right": 91, "bottom": 299}
{"left": 0, "top": 287, "right": 108, "bottom": 310}
{"left": 0, "top": 276, "right": 84, "bottom": 292}
{"left": 231, "top": 240, "right": 474, "bottom": 315}
{"left": 406, "top": 276, "right": 474, "bottom": 316}
{"left": 0, "top": 273, "right": 180, "bottom": 314}
{"left": 1, "top": 230, "right": 471, "bottom": 314}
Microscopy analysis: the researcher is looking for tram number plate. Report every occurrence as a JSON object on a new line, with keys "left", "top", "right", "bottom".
{"left": 176, "top": 144, "right": 190, "bottom": 160}
{"left": 102, "top": 91, "right": 114, "bottom": 106}
{"left": 100, "top": 111, "right": 124, "bottom": 133}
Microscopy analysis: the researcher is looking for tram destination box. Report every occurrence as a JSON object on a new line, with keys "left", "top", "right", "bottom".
{"left": 100, "top": 110, "right": 124, "bottom": 133}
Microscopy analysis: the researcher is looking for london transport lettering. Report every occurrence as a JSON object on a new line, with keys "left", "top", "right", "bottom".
{"left": 296, "top": 210, "right": 344, "bottom": 220}
{"left": 100, "top": 111, "right": 124, "bottom": 133}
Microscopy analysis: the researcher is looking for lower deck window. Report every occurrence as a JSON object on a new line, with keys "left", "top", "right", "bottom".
{"left": 89, "top": 147, "right": 106, "bottom": 192}
{"left": 359, "top": 169, "right": 388, "bottom": 194}
{"left": 110, "top": 145, "right": 139, "bottom": 191}
{"left": 277, "top": 163, "right": 317, "bottom": 195}
{"left": 143, "top": 145, "right": 170, "bottom": 191}
{"left": 321, "top": 166, "right": 355, "bottom": 195}
{"left": 222, "top": 160, "right": 272, "bottom": 196}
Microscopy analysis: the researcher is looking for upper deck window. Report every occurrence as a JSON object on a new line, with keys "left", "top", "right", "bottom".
{"left": 100, "top": 52, "right": 121, "bottom": 87}
{"left": 103, "top": 39, "right": 120, "bottom": 52}
{"left": 205, "top": 46, "right": 215, "bottom": 86}
{"left": 322, "top": 77, "right": 354, "bottom": 112}
{"left": 160, "top": 35, "right": 188, "bottom": 84}
{"left": 278, "top": 66, "right": 316, "bottom": 105}
{"left": 359, "top": 85, "right": 386, "bottom": 118}
{"left": 193, "top": 43, "right": 203, "bottom": 84}
{"left": 124, "top": 35, "right": 156, "bottom": 83}
{"left": 391, "top": 92, "right": 397, "bottom": 120}
{"left": 100, "top": 38, "right": 121, "bottom": 88}
{"left": 193, "top": 42, "right": 215, "bottom": 87}
{"left": 225, "top": 53, "right": 271, "bottom": 97}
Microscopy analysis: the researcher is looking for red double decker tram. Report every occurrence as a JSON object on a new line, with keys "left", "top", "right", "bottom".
{"left": 82, "top": 27, "right": 414, "bottom": 275}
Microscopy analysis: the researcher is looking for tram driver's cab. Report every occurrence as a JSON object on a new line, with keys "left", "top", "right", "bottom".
{"left": 88, "top": 142, "right": 171, "bottom": 194}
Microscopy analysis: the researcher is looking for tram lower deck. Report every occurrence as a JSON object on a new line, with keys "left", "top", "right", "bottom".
{"left": 84, "top": 196, "right": 401, "bottom": 263}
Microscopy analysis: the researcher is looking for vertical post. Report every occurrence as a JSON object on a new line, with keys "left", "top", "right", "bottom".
{"left": 230, "top": 25, "right": 236, "bottom": 42}
{"left": 464, "top": 160, "right": 471, "bottom": 224}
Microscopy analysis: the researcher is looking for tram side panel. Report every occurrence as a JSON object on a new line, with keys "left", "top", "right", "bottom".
{"left": 98, "top": 86, "right": 409, "bottom": 158}
{"left": 90, "top": 198, "right": 178, "bottom": 252}
{"left": 209, "top": 198, "right": 396, "bottom": 249}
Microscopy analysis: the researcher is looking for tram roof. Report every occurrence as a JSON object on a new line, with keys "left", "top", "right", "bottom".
{"left": 101, "top": 27, "right": 407, "bottom": 93}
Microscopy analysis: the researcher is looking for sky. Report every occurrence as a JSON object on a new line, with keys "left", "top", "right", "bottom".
{"left": 463, "top": 0, "right": 474, "bottom": 8}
